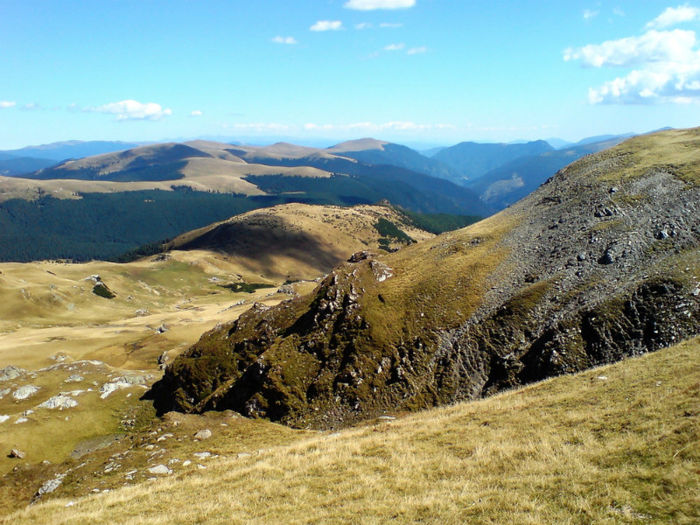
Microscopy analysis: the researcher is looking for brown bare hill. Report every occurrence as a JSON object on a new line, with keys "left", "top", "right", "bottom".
{"left": 151, "top": 127, "right": 700, "bottom": 428}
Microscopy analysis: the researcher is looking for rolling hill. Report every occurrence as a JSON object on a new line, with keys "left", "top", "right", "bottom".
{"left": 0, "top": 141, "right": 486, "bottom": 262}
{"left": 0, "top": 202, "right": 432, "bottom": 504}
{"left": 151, "top": 127, "right": 700, "bottom": 428}
{"left": 0, "top": 140, "right": 140, "bottom": 162}
{"left": 432, "top": 139, "right": 554, "bottom": 180}
{"left": 467, "top": 136, "right": 627, "bottom": 210}
{"left": 327, "top": 138, "right": 463, "bottom": 185}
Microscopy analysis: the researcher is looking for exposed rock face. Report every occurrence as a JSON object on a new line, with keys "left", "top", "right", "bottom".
{"left": 12, "top": 385, "right": 40, "bottom": 401}
{"left": 149, "top": 129, "right": 700, "bottom": 428}
{"left": 0, "top": 366, "right": 25, "bottom": 382}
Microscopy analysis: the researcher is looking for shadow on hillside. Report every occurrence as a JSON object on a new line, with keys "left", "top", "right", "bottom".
{"left": 175, "top": 214, "right": 345, "bottom": 277}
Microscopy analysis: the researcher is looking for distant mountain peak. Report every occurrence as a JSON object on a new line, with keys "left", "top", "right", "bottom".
{"left": 328, "top": 138, "right": 388, "bottom": 153}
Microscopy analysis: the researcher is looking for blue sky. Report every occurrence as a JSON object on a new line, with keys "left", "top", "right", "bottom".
{"left": 1, "top": 0, "right": 699, "bottom": 149}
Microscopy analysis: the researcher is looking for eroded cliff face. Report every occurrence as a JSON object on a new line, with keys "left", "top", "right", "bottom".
{"left": 149, "top": 128, "right": 700, "bottom": 428}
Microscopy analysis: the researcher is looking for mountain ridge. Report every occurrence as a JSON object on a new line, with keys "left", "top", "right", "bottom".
{"left": 150, "top": 127, "right": 700, "bottom": 428}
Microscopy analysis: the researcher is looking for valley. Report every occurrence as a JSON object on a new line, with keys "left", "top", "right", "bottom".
{"left": 0, "top": 128, "right": 697, "bottom": 522}
{"left": 0, "top": 203, "right": 429, "bottom": 510}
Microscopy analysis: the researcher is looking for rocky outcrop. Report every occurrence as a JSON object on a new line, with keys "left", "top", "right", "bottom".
{"left": 149, "top": 128, "right": 700, "bottom": 428}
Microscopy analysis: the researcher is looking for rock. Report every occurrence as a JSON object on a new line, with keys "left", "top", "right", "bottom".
{"left": 598, "top": 247, "right": 615, "bottom": 265}
{"left": 193, "top": 429, "right": 212, "bottom": 441}
{"left": 35, "top": 473, "right": 66, "bottom": 498}
{"left": 0, "top": 388, "right": 10, "bottom": 399}
{"left": 656, "top": 229, "right": 669, "bottom": 240}
{"left": 147, "top": 464, "right": 172, "bottom": 475}
{"left": 182, "top": 460, "right": 192, "bottom": 467}
{"left": 370, "top": 260, "right": 393, "bottom": 282}
{"left": 99, "top": 375, "right": 148, "bottom": 399}
{"left": 348, "top": 251, "right": 371, "bottom": 263}
{"left": 64, "top": 374, "right": 84, "bottom": 383}
{"left": 193, "top": 451, "right": 211, "bottom": 459}
{"left": 0, "top": 365, "right": 25, "bottom": 382}
{"left": 15, "top": 417, "right": 28, "bottom": 424}
{"left": 577, "top": 253, "right": 587, "bottom": 261}
{"left": 38, "top": 395, "right": 78, "bottom": 410}
{"left": 156, "top": 324, "right": 167, "bottom": 334}
{"left": 9, "top": 448, "right": 25, "bottom": 459}
{"left": 0, "top": 415, "right": 9, "bottom": 423}
{"left": 277, "top": 284, "right": 296, "bottom": 295}
{"left": 12, "top": 385, "right": 40, "bottom": 400}
{"left": 99, "top": 381, "right": 130, "bottom": 399}
{"left": 122, "top": 374, "right": 148, "bottom": 385}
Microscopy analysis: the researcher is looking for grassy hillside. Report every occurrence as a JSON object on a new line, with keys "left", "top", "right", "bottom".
{"left": 0, "top": 203, "right": 429, "bottom": 495}
{"left": 5, "top": 337, "right": 698, "bottom": 524}
{"left": 153, "top": 127, "right": 700, "bottom": 428}
{"left": 166, "top": 203, "right": 433, "bottom": 280}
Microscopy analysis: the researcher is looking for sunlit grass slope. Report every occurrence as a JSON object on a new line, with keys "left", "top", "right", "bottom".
{"left": 8, "top": 337, "right": 698, "bottom": 524}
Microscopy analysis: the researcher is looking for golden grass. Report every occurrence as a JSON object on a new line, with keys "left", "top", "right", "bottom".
{"left": 0, "top": 203, "right": 434, "bottom": 487}
{"left": 582, "top": 127, "right": 700, "bottom": 186}
{"left": 9, "top": 338, "right": 697, "bottom": 524}
{"left": 361, "top": 212, "right": 517, "bottom": 344}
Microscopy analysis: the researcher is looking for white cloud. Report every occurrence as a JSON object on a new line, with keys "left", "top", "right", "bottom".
{"left": 406, "top": 46, "right": 427, "bottom": 55}
{"left": 310, "top": 20, "right": 343, "bottom": 31}
{"left": 89, "top": 99, "right": 172, "bottom": 120}
{"left": 272, "top": 35, "right": 298, "bottom": 44}
{"left": 646, "top": 4, "right": 700, "bottom": 29}
{"left": 0, "top": 101, "right": 16, "bottom": 108}
{"left": 564, "top": 29, "right": 697, "bottom": 67}
{"left": 565, "top": 18, "right": 700, "bottom": 104}
{"left": 384, "top": 42, "right": 405, "bottom": 51}
{"left": 613, "top": 7, "right": 625, "bottom": 17}
{"left": 190, "top": 110, "right": 203, "bottom": 117}
{"left": 344, "top": 0, "right": 415, "bottom": 10}
{"left": 583, "top": 9, "right": 599, "bottom": 20}
{"left": 356, "top": 21, "right": 402, "bottom": 30}
{"left": 21, "top": 102, "right": 41, "bottom": 110}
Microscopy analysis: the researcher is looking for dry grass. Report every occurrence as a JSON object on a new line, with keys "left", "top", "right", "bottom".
{"left": 8, "top": 338, "right": 697, "bottom": 524}
{"left": 576, "top": 127, "right": 700, "bottom": 186}
{"left": 0, "top": 203, "right": 433, "bottom": 483}
{"left": 360, "top": 212, "right": 516, "bottom": 344}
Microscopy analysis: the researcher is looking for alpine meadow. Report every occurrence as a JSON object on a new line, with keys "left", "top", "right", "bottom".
{"left": 0, "top": 1, "right": 698, "bottom": 524}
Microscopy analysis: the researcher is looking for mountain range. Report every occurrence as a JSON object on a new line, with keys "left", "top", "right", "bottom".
{"left": 150, "top": 127, "right": 700, "bottom": 428}
{"left": 0, "top": 132, "right": 631, "bottom": 262}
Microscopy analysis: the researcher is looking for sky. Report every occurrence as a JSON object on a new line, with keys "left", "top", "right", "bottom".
{"left": 1, "top": 0, "right": 699, "bottom": 149}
